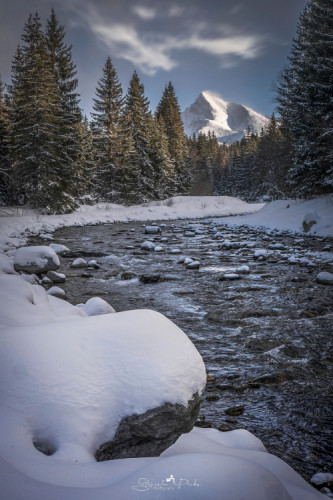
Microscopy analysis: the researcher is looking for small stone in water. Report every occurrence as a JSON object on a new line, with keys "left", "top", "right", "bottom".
{"left": 225, "top": 405, "right": 245, "bottom": 416}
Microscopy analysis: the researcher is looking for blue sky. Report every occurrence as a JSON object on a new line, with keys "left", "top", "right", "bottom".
{"left": 0, "top": 0, "right": 308, "bottom": 118}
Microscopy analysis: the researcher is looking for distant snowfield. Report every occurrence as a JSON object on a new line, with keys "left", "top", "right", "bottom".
{"left": 0, "top": 195, "right": 331, "bottom": 500}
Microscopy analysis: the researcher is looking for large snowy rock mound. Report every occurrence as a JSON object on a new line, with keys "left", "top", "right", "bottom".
{"left": 182, "top": 91, "right": 269, "bottom": 144}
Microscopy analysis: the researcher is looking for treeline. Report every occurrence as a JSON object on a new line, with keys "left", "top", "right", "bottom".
{"left": 0, "top": 11, "right": 190, "bottom": 213}
{"left": 187, "top": 116, "right": 293, "bottom": 201}
{"left": 188, "top": 0, "right": 332, "bottom": 201}
{"left": 0, "top": 0, "right": 331, "bottom": 212}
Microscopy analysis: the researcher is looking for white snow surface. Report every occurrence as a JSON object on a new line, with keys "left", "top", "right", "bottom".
{"left": 215, "top": 195, "right": 333, "bottom": 237}
{"left": 0, "top": 195, "right": 330, "bottom": 499}
{"left": 182, "top": 91, "right": 270, "bottom": 144}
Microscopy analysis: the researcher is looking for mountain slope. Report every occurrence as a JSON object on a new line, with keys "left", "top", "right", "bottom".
{"left": 182, "top": 91, "right": 269, "bottom": 144}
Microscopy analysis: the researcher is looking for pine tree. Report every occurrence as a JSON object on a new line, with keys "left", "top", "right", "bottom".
{"left": 149, "top": 115, "right": 175, "bottom": 198}
{"left": 156, "top": 82, "right": 191, "bottom": 194}
{"left": 0, "top": 79, "right": 13, "bottom": 204}
{"left": 276, "top": 0, "right": 333, "bottom": 196}
{"left": 91, "top": 57, "right": 123, "bottom": 201}
{"left": 45, "top": 8, "right": 82, "bottom": 201}
{"left": 121, "top": 71, "right": 154, "bottom": 202}
{"left": 9, "top": 12, "right": 80, "bottom": 212}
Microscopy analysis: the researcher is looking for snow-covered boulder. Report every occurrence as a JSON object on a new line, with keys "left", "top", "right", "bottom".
{"left": 49, "top": 243, "right": 70, "bottom": 255}
{"left": 14, "top": 246, "right": 60, "bottom": 274}
{"left": 87, "top": 259, "right": 99, "bottom": 269}
{"left": 47, "top": 271, "right": 66, "bottom": 283}
{"left": 82, "top": 297, "right": 115, "bottom": 316}
{"left": 254, "top": 249, "right": 268, "bottom": 260}
{"left": 316, "top": 271, "right": 333, "bottom": 285}
{"left": 186, "top": 260, "right": 200, "bottom": 269}
{"left": 236, "top": 264, "right": 250, "bottom": 274}
{"left": 70, "top": 257, "right": 88, "bottom": 268}
{"left": 46, "top": 286, "right": 66, "bottom": 299}
{"left": 303, "top": 211, "right": 320, "bottom": 232}
{"left": 141, "top": 241, "right": 156, "bottom": 251}
{"left": 144, "top": 226, "right": 161, "bottom": 234}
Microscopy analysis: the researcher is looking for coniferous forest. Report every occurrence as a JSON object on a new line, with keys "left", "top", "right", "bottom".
{"left": 0, "top": 0, "right": 332, "bottom": 214}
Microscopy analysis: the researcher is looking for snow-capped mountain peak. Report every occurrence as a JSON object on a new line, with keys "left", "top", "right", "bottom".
{"left": 182, "top": 91, "right": 269, "bottom": 145}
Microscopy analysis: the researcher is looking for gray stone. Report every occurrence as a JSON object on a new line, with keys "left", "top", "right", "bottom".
{"left": 95, "top": 393, "right": 201, "bottom": 461}
{"left": 47, "top": 271, "right": 66, "bottom": 283}
{"left": 144, "top": 226, "right": 161, "bottom": 234}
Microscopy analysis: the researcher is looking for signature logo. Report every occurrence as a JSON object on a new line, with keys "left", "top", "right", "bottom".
{"left": 132, "top": 475, "right": 200, "bottom": 492}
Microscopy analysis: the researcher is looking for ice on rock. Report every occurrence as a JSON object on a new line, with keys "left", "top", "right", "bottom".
{"left": 82, "top": 297, "right": 116, "bottom": 316}
{"left": 14, "top": 246, "right": 60, "bottom": 274}
{"left": 47, "top": 271, "right": 66, "bottom": 283}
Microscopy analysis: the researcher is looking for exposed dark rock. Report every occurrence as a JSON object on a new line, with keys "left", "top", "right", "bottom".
{"left": 95, "top": 393, "right": 201, "bottom": 461}
{"left": 250, "top": 374, "right": 288, "bottom": 385}
{"left": 121, "top": 271, "right": 136, "bottom": 280}
{"left": 225, "top": 405, "right": 245, "bottom": 416}
{"left": 139, "top": 274, "right": 165, "bottom": 284}
{"left": 206, "top": 394, "right": 220, "bottom": 402}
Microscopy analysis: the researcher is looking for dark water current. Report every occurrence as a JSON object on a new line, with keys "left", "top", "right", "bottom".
{"left": 32, "top": 219, "right": 333, "bottom": 482}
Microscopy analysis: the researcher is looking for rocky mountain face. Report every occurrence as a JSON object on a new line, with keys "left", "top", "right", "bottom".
{"left": 182, "top": 91, "right": 269, "bottom": 144}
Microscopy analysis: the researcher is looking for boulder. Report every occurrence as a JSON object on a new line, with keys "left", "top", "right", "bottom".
{"left": 49, "top": 243, "right": 70, "bottom": 255}
{"left": 46, "top": 286, "right": 66, "bottom": 299}
{"left": 47, "top": 271, "right": 66, "bottom": 283}
{"left": 14, "top": 246, "right": 60, "bottom": 274}
{"left": 70, "top": 258, "right": 88, "bottom": 268}
{"left": 316, "top": 271, "right": 333, "bottom": 285}
{"left": 95, "top": 393, "right": 201, "bottom": 461}
{"left": 303, "top": 211, "right": 319, "bottom": 232}
{"left": 82, "top": 297, "right": 115, "bottom": 316}
{"left": 144, "top": 226, "right": 161, "bottom": 234}
{"left": 141, "top": 241, "right": 155, "bottom": 251}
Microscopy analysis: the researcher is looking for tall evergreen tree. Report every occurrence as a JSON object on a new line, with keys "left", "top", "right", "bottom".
{"left": 9, "top": 12, "right": 80, "bottom": 212}
{"left": 276, "top": 0, "right": 333, "bottom": 196}
{"left": 0, "top": 79, "right": 13, "bottom": 204}
{"left": 45, "top": 9, "right": 82, "bottom": 187}
{"left": 156, "top": 82, "right": 191, "bottom": 194}
{"left": 121, "top": 71, "right": 154, "bottom": 202}
{"left": 91, "top": 57, "right": 123, "bottom": 200}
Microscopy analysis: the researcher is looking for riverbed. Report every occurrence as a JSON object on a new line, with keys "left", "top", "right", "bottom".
{"left": 31, "top": 218, "right": 333, "bottom": 481}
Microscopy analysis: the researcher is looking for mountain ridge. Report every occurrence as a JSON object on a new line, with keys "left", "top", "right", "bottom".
{"left": 182, "top": 91, "right": 270, "bottom": 145}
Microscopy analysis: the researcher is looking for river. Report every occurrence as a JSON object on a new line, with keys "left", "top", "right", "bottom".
{"left": 31, "top": 218, "right": 333, "bottom": 482}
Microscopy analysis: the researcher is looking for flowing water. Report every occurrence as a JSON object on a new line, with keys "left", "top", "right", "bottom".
{"left": 31, "top": 219, "right": 333, "bottom": 481}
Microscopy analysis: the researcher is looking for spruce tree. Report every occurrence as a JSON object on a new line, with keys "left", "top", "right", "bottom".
{"left": 276, "top": 0, "right": 333, "bottom": 196}
{"left": 0, "top": 79, "right": 13, "bottom": 204}
{"left": 156, "top": 82, "right": 191, "bottom": 194}
{"left": 149, "top": 115, "right": 175, "bottom": 199}
{"left": 91, "top": 57, "right": 123, "bottom": 201}
{"left": 45, "top": 8, "right": 82, "bottom": 198}
{"left": 9, "top": 12, "right": 79, "bottom": 212}
{"left": 121, "top": 71, "right": 154, "bottom": 202}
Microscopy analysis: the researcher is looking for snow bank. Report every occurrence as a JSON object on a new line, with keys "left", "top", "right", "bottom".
{"left": 216, "top": 195, "right": 333, "bottom": 237}
{"left": 0, "top": 196, "right": 262, "bottom": 255}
